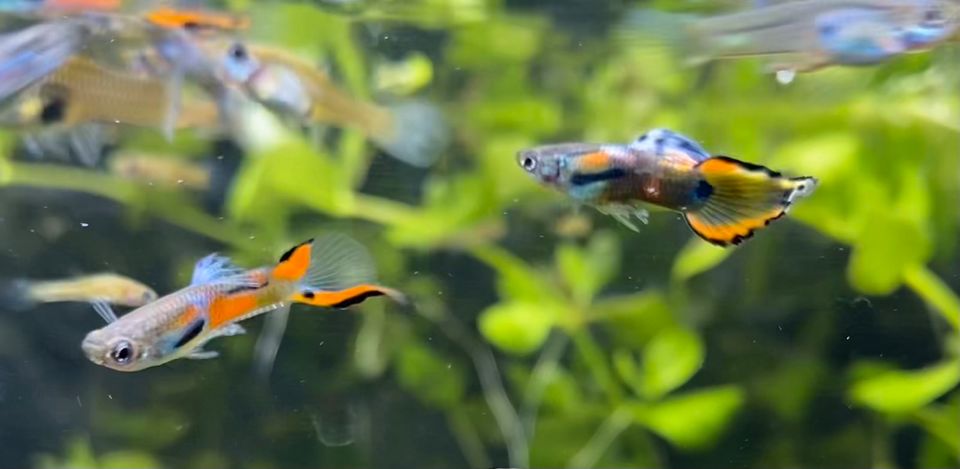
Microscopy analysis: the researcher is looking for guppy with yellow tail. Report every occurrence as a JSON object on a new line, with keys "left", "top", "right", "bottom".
{"left": 517, "top": 129, "right": 817, "bottom": 247}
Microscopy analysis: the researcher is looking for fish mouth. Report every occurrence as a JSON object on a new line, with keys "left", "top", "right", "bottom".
{"left": 80, "top": 335, "right": 106, "bottom": 365}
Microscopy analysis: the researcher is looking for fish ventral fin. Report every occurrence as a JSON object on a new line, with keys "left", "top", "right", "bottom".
{"left": 685, "top": 156, "right": 817, "bottom": 247}
{"left": 283, "top": 233, "right": 406, "bottom": 308}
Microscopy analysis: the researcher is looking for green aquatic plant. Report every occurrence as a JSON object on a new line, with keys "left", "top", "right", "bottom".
{"left": 0, "top": 2, "right": 958, "bottom": 468}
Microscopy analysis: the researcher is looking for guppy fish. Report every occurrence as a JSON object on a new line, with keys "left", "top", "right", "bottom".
{"left": 2, "top": 273, "right": 157, "bottom": 317}
{"left": 208, "top": 40, "right": 449, "bottom": 168}
{"left": 518, "top": 129, "right": 817, "bottom": 246}
{"left": 0, "top": 55, "right": 220, "bottom": 164}
{"left": 82, "top": 234, "right": 404, "bottom": 372}
{"left": 620, "top": 0, "right": 959, "bottom": 73}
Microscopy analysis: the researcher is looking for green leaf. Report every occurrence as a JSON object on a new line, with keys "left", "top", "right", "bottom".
{"left": 912, "top": 402, "right": 960, "bottom": 455}
{"left": 642, "top": 327, "right": 705, "bottom": 399}
{"left": 671, "top": 238, "right": 734, "bottom": 282}
{"left": 395, "top": 343, "right": 466, "bottom": 409}
{"left": 847, "top": 210, "right": 931, "bottom": 295}
{"left": 478, "top": 301, "right": 556, "bottom": 355}
{"left": 637, "top": 386, "right": 744, "bottom": 450}
{"left": 612, "top": 349, "right": 644, "bottom": 397}
{"left": 849, "top": 359, "right": 960, "bottom": 414}
{"left": 595, "top": 291, "right": 677, "bottom": 348}
{"left": 557, "top": 243, "right": 592, "bottom": 305}
{"left": 99, "top": 451, "right": 162, "bottom": 469}
{"left": 556, "top": 232, "right": 621, "bottom": 306}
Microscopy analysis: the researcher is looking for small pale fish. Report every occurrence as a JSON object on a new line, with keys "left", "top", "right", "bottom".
{"left": 0, "top": 56, "right": 221, "bottom": 161}
{"left": 1, "top": 273, "right": 157, "bottom": 311}
{"left": 108, "top": 152, "right": 211, "bottom": 190}
{"left": 208, "top": 40, "right": 450, "bottom": 167}
{"left": 81, "top": 234, "right": 405, "bottom": 372}
{"left": 517, "top": 129, "right": 818, "bottom": 247}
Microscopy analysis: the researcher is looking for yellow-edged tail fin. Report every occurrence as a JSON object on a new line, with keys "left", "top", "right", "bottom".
{"left": 686, "top": 156, "right": 817, "bottom": 247}
{"left": 277, "top": 234, "right": 406, "bottom": 308}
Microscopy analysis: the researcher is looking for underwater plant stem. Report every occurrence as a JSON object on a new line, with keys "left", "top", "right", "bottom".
{"left": 0, "top": 161, "right": 255, "bottom": 249}
{"left": 350, "top": 194, "right": 419, "bottom": 226}
{"left": 567, "top": 405, "right": 633, "bottom": 469}
{"left": 572, "top": 330, "right": 623, "bottom": 404}
{"left": 447, "top": 407, "right": 492, "bottom": 469}
{"left": 420, "top": 310, "right": 529, "bottom": 468}
{"left": 520, "top": 332, "right": 570, "bottom": 438}
{"left": 903, "top": 265, "right": 960, "bottom": 332}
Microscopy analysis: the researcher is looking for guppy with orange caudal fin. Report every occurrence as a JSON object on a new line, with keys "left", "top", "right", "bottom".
{"left": 518, "top": 129, "right": 818, "bottom": 246}
{"left": 82, "top": 234, "right": 404, "bottom": 372}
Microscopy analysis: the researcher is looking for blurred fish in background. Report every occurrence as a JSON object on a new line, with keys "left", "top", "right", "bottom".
{"left": 1, "top": 272, "right": 157, "bottom": 312}
{"left": 616, "top": 0, "right": 960, "bottom": 79}
{"left": 207, "top": 40, "right": 450, "bottom": 167}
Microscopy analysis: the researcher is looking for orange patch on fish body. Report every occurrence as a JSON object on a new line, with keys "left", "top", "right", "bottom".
{"left": 577, "top": 151, "right": 613, "bottom": 172}
{"left": 207, "top": 292, "right": 259, "bottom": 328}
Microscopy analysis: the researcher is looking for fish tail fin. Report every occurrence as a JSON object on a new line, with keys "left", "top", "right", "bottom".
{"left": 613, "top": 8, "right": 708, "bottom": 66}
{"left": 370, "top": 100, "right": 450, "bottom": 168}
{"left": 686, "top": 156, "right": 817, "bottom": 246}
{"left": 272, "top": 234, "right": 406, "bottom": 308}
{"left": 0, "top": 279, "right": 37, "bottom": 311}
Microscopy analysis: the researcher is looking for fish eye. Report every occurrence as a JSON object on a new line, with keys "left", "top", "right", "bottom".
{"left": 924, "top": 9, "right": 944, "bottom": 23}
{"left": 520, "top": 156, "right": 537, "bottom": 171}
{"left": 109, "top": 340, "right": 135, "bottom": 365}
{"left": 818, "top": 22, "right": 838, "bottom": 36}
{"left": 229, "top": 43, "right": 248, "bottom": 61}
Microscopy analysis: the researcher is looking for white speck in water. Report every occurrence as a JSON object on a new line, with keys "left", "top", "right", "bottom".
{"left": 447, "top": 363, "right": 452, "bottom": 369}
{"left": 217, "top": 155, "right": 224, "bottom": 160}
{"left": 249, "top": 235, "right": 256, "bottom": 240}
{"left": 80, "top": 222, "right": 89, "bottom": 227}
{"left": 846, "top": 336, "right": 851, "bottom": 340}
{"left": 176, "top": 425, "right": 184, "bottom": 431}
{"left": 318, "top": 341, "right": 325, "bottom": 347}
{"left": 177, "top": 179, "right": 184, "bottom": 185}
{"left": 776, "top": 69, "right": 796, "bottom": 85}
{"left": 107, "top": 394, "right": 113, "bottom": 400}
{"left": 76, "top": 396, "right": 82, "bottom": 407}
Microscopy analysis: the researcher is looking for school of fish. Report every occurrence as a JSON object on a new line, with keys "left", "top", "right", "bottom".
{"left": 0, "top": 0, "right": 954, "bottom": 372}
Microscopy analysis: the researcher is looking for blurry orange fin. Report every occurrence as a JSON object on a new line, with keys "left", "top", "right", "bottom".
{"left": 271, "top": 239, "right": 314, "bottom": 282}
{"left": 145, "top": 7, "right": 250, "bottom": 31}
{"left": 292, "top": 284, "right": 405, "bottom": 309}
{"left": 687, "top": 156, "right": 816, "bottom": 246}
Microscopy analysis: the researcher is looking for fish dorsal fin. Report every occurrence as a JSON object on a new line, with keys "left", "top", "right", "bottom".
{"left": 191, "top": 253, "right": 244, "bottom": 286}
{"left": 631, "top": 128, "right": 711, "bottom": 162}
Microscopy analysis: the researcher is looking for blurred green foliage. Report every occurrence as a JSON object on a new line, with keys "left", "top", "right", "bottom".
{"left": 0, "top": 0, "right": 958, "bottom": 468}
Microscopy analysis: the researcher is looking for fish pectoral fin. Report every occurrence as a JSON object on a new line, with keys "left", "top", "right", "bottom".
{"left": 90, "top": 300, "right": 118, "bottom": 323}
{"left": 187, "top": 348, "right": 219, "bottom": 360}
